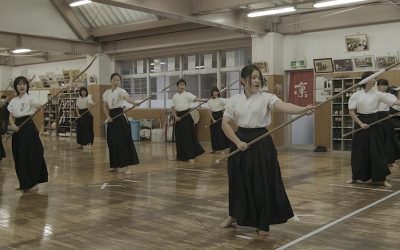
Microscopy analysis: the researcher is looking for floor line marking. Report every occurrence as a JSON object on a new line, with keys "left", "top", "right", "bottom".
{"left": 329, "top": 184, "right": 393, "bottom": 192}
{"left": 276, "top": 190, "right": 400, "bottom": 250}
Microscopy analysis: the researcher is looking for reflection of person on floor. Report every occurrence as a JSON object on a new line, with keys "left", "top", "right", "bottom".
{"left": 171, "top": 79, "right": 206, "bottom": 164}
{"left": 220, "top": 64, "right": 315, "bottom": 236}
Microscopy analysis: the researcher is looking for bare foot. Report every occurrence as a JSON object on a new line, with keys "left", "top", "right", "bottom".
{"left": 383, "top": 180, "right": 392, "bottom": 188}
{"left": 219, "top": 216, "right": 236, "bottom": 228}
{"left": 209, "top": 150, "right": 215, "bottom": 154}
{"left": 257, "top": 229, "right": 269, "bottom": 236}
{"left": 108, "top": 168, "right": 118, "bottom": 172}
{"left": 391, "top": 163, "right": 399, "bottom": 169}
{"left": 25, "top": 185, "right": 38, "bottom": 192}
{"left": 220, "top": 151, "right": 225, "bottom": 155}
{"left": 189, "top": 159, "right": 195, "bottom": 164}
{"left": 347, "top": 179, "right": 356, "bottom": 184}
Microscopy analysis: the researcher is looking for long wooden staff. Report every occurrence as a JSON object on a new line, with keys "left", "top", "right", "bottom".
{"left": 168, "top": 79, "right": 240, "bottom": 128}
{"left": 215, "top": 61, "right": 400, "bottom": 164}
{"left": 71, "top": 102, "right": 100, "bottom": 124}
{"left": 100, "top": 80, "right": 179, "bottom": 127}
{"left": 342, "top": 110, "right": 400, "bottom": 138}
{"left": 204, "top": 117, "right": 223, "bottom": 128}
{"left": 5, "top": 56, "right": 97, "bottom": 140}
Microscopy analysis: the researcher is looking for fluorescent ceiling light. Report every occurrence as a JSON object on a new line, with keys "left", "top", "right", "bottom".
{"left": 12, "top": 48, "right": 31, "bottom": 54}
{"left": 313, "top": 0, "right": 366, "bottom": 8}
{"left": 69, "top": 0, "right": 92, "bottom": 7}
{"left": 248, "top": 6, "right": 296, "bottom": 17}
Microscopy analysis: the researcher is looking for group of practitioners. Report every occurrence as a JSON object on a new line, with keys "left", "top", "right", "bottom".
{"left": 2, "top": 64, "right": 400, "bottom": 236}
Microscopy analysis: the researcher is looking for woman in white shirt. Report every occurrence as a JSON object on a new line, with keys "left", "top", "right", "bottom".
{"left": 103, "top": 73, "right": 139, "bottom": 173}
{"left": 76, "top": 86, "right": 94, "bottom": 149}
{"left": 8, "top": 76, "right": 48, "bottom": 192}
{"left": 207, "top": 87, "right": 230, "bottom": 153}
{"left": 376, "top": 79, "right": 400, "bottom": 169}
{"left": 348, "top": 72, "right": 400, "bottom": 188}
{"left": 171, "top": 79, "right": 206, "bottom": 163}
{"left": 220, "top": 64, "right": 315, "bottom": 236}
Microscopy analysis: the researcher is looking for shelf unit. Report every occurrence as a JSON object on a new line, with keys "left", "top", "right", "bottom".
{"left": 331, "top": 77, "right": 361, "bottom": 151}
{"left": 58, "top": 89, "right": 79, "bottom": 137}
{"left": 43, "top": 102, "right": 58, "bottom": 136}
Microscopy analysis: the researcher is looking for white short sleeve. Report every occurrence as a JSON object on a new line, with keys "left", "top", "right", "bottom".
{"left": 87, "top": 94, "right": 94, "bottom": 104}
{"left": 348, "top": 93, "right": 358, "bottom": 110}
{"left": 223, "top": 97, "right": 235, "bottom": 120}
{"left": 102, "top": 90, "right": 109, "bottom": 102}
{"left": 187, "top": 92, "right": 196, "bottom": 102}
{"left": 264, "top": 93, "right": 280, "bottom": 111}
{"left": 119, "top": 88, "right": 129, "bottom": 99}
{"left": 29, "top": 96, "right": 39, "bottom": 106}
{"left": 379, "top": 92, "right": 396, "bottom": 107}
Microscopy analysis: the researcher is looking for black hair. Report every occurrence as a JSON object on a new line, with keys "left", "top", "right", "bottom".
{"left": 360, "top": 71, "right": 375, "bottom": 89}
{"left": 210, "top": 87, "right": 221, "bottom": 97}
{"left": 79, "top": 86, "right": 88, "bottom": 97}
{"left": 240, "top": 64, "right": 265, "bottom": 87}
{"left": 13, "top": 76, "right": 29, "bottom": 95}
{"left": 176, "top": 78, "right": 186, "bottom": 86}
{"left": 377, "top": 79, "right": 388, "bottom": 86}
{"left": 110, "top": 73, "right": 122, "bottom": 81}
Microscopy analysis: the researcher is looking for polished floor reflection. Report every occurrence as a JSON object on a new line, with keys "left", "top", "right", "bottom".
{"left": 0, "top": 137, "right": 399, "bottom": 249}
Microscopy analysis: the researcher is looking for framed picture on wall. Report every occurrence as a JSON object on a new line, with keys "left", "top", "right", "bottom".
{"left": 352, "top": 56, "right": 374, "bottom": 70}
{"left": 313, "top": 58, "right": 334, "bottom": 73}
{"left": 375, "top": 56, "right": 398, "bottom": 68}
{"left": 333, "top": 59, "right": 353, "bottom": 72}
{"left": 345, "top": 34, "right": 368, "bottom": 52}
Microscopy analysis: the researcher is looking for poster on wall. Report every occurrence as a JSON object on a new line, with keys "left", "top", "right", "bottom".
{"left": 315, "top": 76, "right": 332, "bottom": 102}
{"left": 333, "top": 59, "right": 353, "bottom": 72}
{"left": 289, "top": 70, "right": 314, "bottom": 106}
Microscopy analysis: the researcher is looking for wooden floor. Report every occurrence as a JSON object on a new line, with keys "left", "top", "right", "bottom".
{"left": 0, "top": 136, "right": 399, "bottom": 249}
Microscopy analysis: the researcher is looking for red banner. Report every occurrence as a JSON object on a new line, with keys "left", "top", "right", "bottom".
{"left": 289, "top": 70, "right": 314, "bottom": 106}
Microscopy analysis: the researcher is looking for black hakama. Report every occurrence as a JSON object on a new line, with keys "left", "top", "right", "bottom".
{"left": 377, "top": 111, "right": 400, "bottom": 164}
{"left": 107, "top": 108, "right": 139, "bottom": 168}
{"left": 175, "top": 109, "right": 205, "bottom": 160}
{"left": 228, "top": 127, "right": 294, "bottom": 231}
{"left": 76, "top": 108, "right": 94, "bottom": 146}
{"left": 210, "top": 111, "right": 230, "bottom": 151}
{"left": 12, "top": 116, "right": 48, "bottom": 190}
{"left": 0, "top": 139, "right": 5, "bottom": 160}
{"left": 351, "top": 113, "right": 390, "bottom": 182}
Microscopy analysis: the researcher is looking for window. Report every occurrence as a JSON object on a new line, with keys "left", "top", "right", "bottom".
{"left": 118, "top": 60, "right": 133, "bottom": 75}
{"left": 200, "top": 73, "right": 217, "bottom": 98}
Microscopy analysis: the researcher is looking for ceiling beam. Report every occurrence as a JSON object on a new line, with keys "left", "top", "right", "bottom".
{"left": 91, "top": 18, "right": 186, "bottom": 37}
{"left": 51, "top": 0, "right": 91, "bottom": 40}
{"left": 276, "top": 4, "right": 400, "bottom": 34}
{"left": 0, "top": 31, "right": 98, "bottom": 55}
{"left": 194, "top": 0, "right": 270, "bottom": 13}
{"left": 92, "top": 0, "right": 267, "bottom": 34}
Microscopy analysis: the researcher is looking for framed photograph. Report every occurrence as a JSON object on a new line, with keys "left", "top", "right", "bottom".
{"left": 333, "top": 59, "right": 353, "bottom": 72}
{"left": 375, "top": 56, "right": 398, "bottom": 68}
{"left": 313, "top": 58, "right": 334, "bottom": 73}
{"left": 352, "top": 56, "right": 374, "bottom": 70}
{"left": 345, "top": 34, "right": 368, "bottom": 52}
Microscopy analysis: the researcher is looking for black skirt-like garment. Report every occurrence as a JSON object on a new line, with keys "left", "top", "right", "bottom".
{"left": 351, "top": 113, "right": 390, "bottom": 182}
{"left": 377, "top": 111, "right": 400, "bottom": 164}
{"left": 227, "top": 127, "right": 294, "bottom": 231}
{"left": 175, "top": 109, "right": 204, "bottom": 161}
{"left": 107, "top": 108, "right": 139, "bottom": 168}
{"left": 76, "top": 108, "right": 94, "bottom": 146}
{"left": 210, "top": 111, "right": 230, "bottom": 151}
{"left": 12, "top": 116, "right": 48, "bottom": 190}
{"left": 0, "top": 135, "right": 5, "bottom": 160}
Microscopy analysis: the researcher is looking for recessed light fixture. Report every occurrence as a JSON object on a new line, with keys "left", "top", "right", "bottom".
{"left": 69, "top": 0, "right": 92, "bottom": 7}
{"left": 12, "top": 48, "right": 32, "bottom": 54}
{"left": 248, "top": 6, "right": 296, "bottom": 17}
{"left": 313, "top": 0, "right": 366, "bottom": 8}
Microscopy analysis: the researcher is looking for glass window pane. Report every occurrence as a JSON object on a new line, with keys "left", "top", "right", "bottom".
{"left": 221, "top": 71, "right": 241, "bottom": 97}
{"left": 134, "top": 59, "right": 146, "bottom": 74}
{"left": 122, "top": 78, "right": 133, "bottom": 96}
{"left": 182, "top": 74, "right": 199, "bottom": 97}
{"left": 118, "top": 60, "right": 133, "bottom": 75}
{"left": 200, "top": 73, "right": 217, "bottom": 98}
{"left": 133, "top": 78, "right": 147, "bottom": 102}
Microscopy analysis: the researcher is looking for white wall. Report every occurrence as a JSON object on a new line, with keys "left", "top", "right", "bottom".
{"left": 0, "top": 0, "right": 79, "bottom": 40}
{"left": 0, "top": 66, "right": 12, "bottom": 90}
{"left": 12, "top": 58, "right": 87, "bottom": 83}
{"left": 283, "top": 22, "right": 400, "bottom": 71}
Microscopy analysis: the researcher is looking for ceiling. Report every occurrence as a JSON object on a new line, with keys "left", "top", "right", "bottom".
{"left": 0, "top": 0, "right": 399, "bottom": 66}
